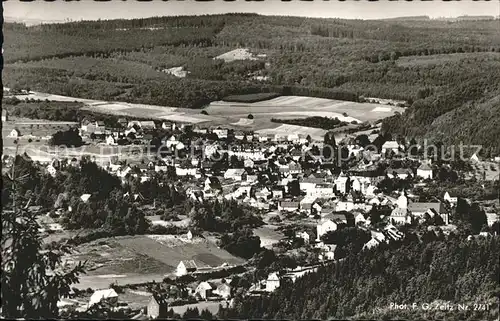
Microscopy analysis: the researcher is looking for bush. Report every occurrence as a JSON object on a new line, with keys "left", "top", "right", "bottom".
{"left": 268, "top": 215, "right": 282, "bottom": 224}
{"left": 342, "top": 112, "right": 348, "bottom": 117}
{"left": 200, "top": 110, "right": 208, "bottom": 115}
{"left": 247, "top": 114, "right": 254, "bottom": 119}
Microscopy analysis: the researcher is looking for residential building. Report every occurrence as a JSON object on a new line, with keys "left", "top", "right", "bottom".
{"left": 309, "top": 183, "right": 335, "bottom": 198}
{"left": 363, "top": 237, "right": 382, "bottom": 250}
{"left": 381, "top": 141, "right": 400, "bottom": 154}
{"left": 278, "top": 200, "right": 300, "bottom": 212}
{"left": 316, "top": 219, "right": 338, "bottom": 241}
{"left": 266, "top": 272, "right": 280, "bottom": 292}
{"left": 443, "top": 191, "right": 459, "bottom": 206}
{"left": 335, "top": 174, "right": 349, "bottom": 194}
{"left": 416, "top": 162, "right": 433, "bottom": 179}
{"left": 386, "top": 168, "right": 413, "bottom": 180}
{"left": 295, "top": 231, "right": 310, "bottom": 244}
{"left": 355, "top": 213, "right": 367, "bottom": 225}
{"left": 106, "top": 135, "right": 117, "bottom": 146}
{"left": 195, "top": 281, "right": 216, "bottom": 300}
{"left": 299, "top": 196, "right": 317, "bottom": 213}
{"left": 147, "top": 294, "right": 168, "bottom": 319}
{"left": 224, "top": 168, "right": 246, "bottom": 181}
{"left": 486, "top": 213, "right": 499, "bottom": 227}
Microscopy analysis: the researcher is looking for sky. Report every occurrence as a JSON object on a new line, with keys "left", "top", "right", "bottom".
{"left": 3, "top": 0, "right": 500, "bottom": 23}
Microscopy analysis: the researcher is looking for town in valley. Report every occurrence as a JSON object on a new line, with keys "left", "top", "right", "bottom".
{"left": 2, "top": 2, "right": 500, "bottom": 320}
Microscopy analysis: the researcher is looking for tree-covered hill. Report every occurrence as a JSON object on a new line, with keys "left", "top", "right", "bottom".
{"left": 220, "top": 236, "right": 500, "bottom": 320}
{"left": 3, "top": 14, "right": 500, "bottom": 151}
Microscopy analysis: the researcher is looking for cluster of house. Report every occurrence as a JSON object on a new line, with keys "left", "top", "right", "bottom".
{"left": 81, "top": 277, "right": 233, "bottom": 319}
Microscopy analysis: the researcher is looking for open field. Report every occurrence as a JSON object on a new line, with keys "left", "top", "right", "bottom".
{"left": 8, "top": 91, "right": 401, "bottom": 143}
{"left": 13, "top": 92, "right": 219, "bottom": 124}
{"left": 396, "top": 52, "right": 500, "bottom": 67}
{"left": 256, "top": 124, "right": 327, "bottom": 140}
{"left": 206, "top": 96, "right": 402, "bottom": 122}
{"left": 66, "top": 235, "right": 245, "bottom": 289}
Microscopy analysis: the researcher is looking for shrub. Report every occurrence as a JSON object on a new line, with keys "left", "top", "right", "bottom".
{"left": 248, "top": 114, "right": 254, "bottom": 119}
{"left": 200, "top": 110, "right": 208, "bottom": 115}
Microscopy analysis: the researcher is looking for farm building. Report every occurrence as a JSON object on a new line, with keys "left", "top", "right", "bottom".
{"left": 88, "top": 288, "right": 118, "bottom": 308}
{"left": 176, "top": 260, "right": 198, "bottom": 276}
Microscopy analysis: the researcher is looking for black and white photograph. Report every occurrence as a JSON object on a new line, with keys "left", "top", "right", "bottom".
{"left": 1, "top": 0, "right": 500, "bottom": 319}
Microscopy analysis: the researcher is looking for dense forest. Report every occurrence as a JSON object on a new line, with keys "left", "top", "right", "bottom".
{"left": 220, "top": 235, "right": 500, "bottom": 320}
{"left": 3, "top": 14, "right": 500, "bottom": 150}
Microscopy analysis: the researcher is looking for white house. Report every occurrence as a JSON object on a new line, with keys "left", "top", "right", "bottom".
{"left": 8, "top": 128, "right": 21, "bottom": 138}
{"left": 224, "top": 168, "right": 246, "bottom": 181}
{"left": 195, "top": 282, "right": 215, "bottom": 300}
{"left": 355, "top": 213, "right": 367, "bottom": 225}
{"left": 381, "top": 141, "right": 400, "bottom": 154}
{"left": 106, "top": 135, "right": 117, "bottom": 146}
{"left": 363, "top": 237, "right": 382, "bottom": 250}
{"left": 176, "top": 260, "right": 197, "bottom": 276}
{"left": 243, "top": 159, "right": 255, "bottom": 168}
{"left": 417, "top": 162, "right": 433, "bottom": 179}
{"left": 295, "top": 231, "right": 310, "bottom": 244}
{"left": 470, "top": 152, "right": 480, "bottom": 162}
{"left": 335, "top": 174, "right": 349, "bottom": 194}
{"left": 390, "top": 192, "right": 411, "bottom": 224}
{"left": 213, "top": 129, "right": 228, "bottom": 139}
{"left": 175, "top": 167, "right": 197, "bottom": 177}
{"left": 266, "top": 272, "right": 280, "bottom": 292}
{"left": 316, "top": 219, "right": 338, "bottom": 241}
{"left": 165, "top": 135, "right": 179, "bottom": 148}
{"left": 88, "top": 288, "right": 118, "bottom": 308}
{"left": 443, "top": 192, "right": 458, "bottom": 206}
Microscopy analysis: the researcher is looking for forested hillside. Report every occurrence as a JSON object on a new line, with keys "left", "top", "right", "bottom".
{"left": 3, "top": 14, "right": 500, "bottom": 150}
{"left": 220, "top": 236, "right": 500, "bottom": 320}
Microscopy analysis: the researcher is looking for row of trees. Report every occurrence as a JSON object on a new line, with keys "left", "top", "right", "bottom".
{"left": 221, "top": 234, "right": 500, "bottom": 320}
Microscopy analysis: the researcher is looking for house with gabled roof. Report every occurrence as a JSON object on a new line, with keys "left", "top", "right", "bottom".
{"left": 381, "top": 141, "right": 400, "bottom": 154}
{"left": 224, "top": 168, "right": 246, "bottom": 181}
{"left": 443, "top": 191, "right": 459, "bottom": 206}
{"left": 195, "top": 281, "right": 217, "bottom": 300}
{"left": 316, "top": 219, "right": 338, "bottom": 241}
{"left": 147, "top": 293, "right": 168, "bottom": 319}
{"left": 176, "top": 260, "right": 198, "bottom": 276}
{"left": 417, "top": 162, "right": 433, "bottom": 179}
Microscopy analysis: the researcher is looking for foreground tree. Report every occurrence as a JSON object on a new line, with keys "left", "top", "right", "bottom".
{"left": 1, "top": 150, "right": 85, "bottom": 319}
